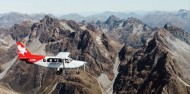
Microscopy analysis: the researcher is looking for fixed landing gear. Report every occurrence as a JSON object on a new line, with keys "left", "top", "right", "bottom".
{"left": 76, "top": 70, "right": 80, "bottom": 74}
{"left": 56, "top": 68, "right": 63, "bottom": 75}
{"left": 76, "top": 68, "right": 80, "bottom": 74}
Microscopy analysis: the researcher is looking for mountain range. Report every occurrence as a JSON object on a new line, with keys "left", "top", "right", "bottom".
{"left": 0, "top": 10, "right": 190, "bottom": 94}
{"left": 1, "top": 9, "right": 189, "bottom": 32}
{"left": 60, "top": 9, "right": 190, "bottom": 33}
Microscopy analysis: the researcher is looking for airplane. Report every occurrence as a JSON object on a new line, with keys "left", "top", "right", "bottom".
{"left": 16, "top": 42, "right": 87, "bottom": 75}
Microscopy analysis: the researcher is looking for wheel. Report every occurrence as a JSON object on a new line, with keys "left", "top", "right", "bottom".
{"left": 56, "top": 68, "right": 63, "bottom": 75}
{"left": 76, "top": 71, "right": 79, "bottom": 74}
{"left": 56, "top": 71, "right": 62, "bottom": 75}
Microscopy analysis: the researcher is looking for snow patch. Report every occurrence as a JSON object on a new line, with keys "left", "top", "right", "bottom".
{"left": 60, "top": 22, "right": 75, "bottom": 32}
{"left": 133, "top": 24, "right": 143, "bottom": 35}
{"left": 96, "top": 36, "right": 102, "bottom": 45}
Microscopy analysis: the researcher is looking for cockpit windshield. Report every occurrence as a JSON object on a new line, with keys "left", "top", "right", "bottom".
{"left": 68, "top": 58, "right": 73, "bottom": 62}
{"left": 65, "top": 58, "right": 73, "bottom": 63}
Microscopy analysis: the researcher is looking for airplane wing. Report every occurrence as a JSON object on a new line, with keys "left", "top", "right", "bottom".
{"left": 56, "top": 52, "right": 70, "bottom": 58}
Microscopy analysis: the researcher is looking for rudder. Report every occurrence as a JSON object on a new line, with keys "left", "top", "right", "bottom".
{"left": 16, "top": 42, "right": 32, "bottom": 59}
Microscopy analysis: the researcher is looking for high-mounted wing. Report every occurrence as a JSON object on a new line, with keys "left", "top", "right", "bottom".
{"left": 56, "top": 52, "right": 70, "bottom": 58}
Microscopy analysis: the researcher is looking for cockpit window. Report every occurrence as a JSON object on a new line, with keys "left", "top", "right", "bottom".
{"left": 69, "top": 58, "right": 73, "bottom": 62}
{"left": 65, "top": 59, "right": 69, "bottom": 63}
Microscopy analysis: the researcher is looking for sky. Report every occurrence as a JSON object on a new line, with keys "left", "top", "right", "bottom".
{"left": 0, "top": 0, "right": 189, "bottom": 16}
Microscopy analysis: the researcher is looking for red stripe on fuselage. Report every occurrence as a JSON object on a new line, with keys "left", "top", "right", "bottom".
{"left": 19, "top": 54, "right": 45, "bottom": 64}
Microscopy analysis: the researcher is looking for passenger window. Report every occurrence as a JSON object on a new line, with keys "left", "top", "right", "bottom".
{"left": 58, "top": 59, "right": 62, "bottom": 62}
{"left": 52, "top": 59, "right": 57, "bottom": 62}
{"left": 43, "top": 59, "right": 46, "bottom": 62}
{"left": 47, "top": 59, "right": 50, "bottom": 62}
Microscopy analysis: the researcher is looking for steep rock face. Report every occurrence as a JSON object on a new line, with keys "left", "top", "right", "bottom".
{"left": 164, "top": 23, "right": 190, "bottom": 45}
{"left": 116, "top": 18, "right": 153, "bottom": 48}
{"left": 10, "top": 21, "right": 32, "bottom": 41}
{"left": 95, "top": 15, "right": 123, "bottom": 33}
{"left": 118, "top": 44, "right": 139, "bottom": 65}
{"left": 0, "top": 45, "right": 17, "bottom": 66}
{"left": 0, "top": 34, "right": 17, "bottom": 70}
{"left": 105, "top": 15, "right": 121, "bottom": 31}
{"left": 96, "top": 16, "right": 154, "bottom": 48}
{"left": 0, "top": 15, "right": 121, "bottom": 94}
{"left": 113, "top": 27, "right": 190, "bottom": 94}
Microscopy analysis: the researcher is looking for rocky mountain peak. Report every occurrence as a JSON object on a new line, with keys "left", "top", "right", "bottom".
{"left": 122, "top": 17, "right": 144, "bottom": 27}
{"left": 114, "top": 27, "right": 190, "bottom": 94}
{"left": 178, "top": 9, "right": 190, "bottom": 18}
{"left": 40, "top": 15, "right": 60, "bottom": 27}
{"left": 105, "top": 15, "right": 120, "bottom": 25}
{"left": 178, "top": 9, "right": 190, "bottom": 13}
{"left": 164, "top": 23, "right": 190, "bottom": 45}
{"left": 164, "top": 22, "right": 180, "bottom": 30}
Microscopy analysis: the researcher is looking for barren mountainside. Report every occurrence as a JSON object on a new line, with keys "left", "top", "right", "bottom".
{"left": 0, "top": 14, "right": 189, "bottom": 94}
{"left": 113, "top": 25, "right": 190, "bottom": 94}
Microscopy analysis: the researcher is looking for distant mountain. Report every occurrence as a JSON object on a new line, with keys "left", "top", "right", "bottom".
{"left": 59, "top": 13, "right": 85, "bottom": 22}
{"left": 59, "top": 11, "right": 140, "bottom": 22}
{"left": 0, "top": 12, "right": 55, "bottom": 28}
{"left": 95, "top": 15, "right": 121, "bottom": 33}
{"left": 0, "top": 12, "right": 31, "bottom": 27}
{"left": 85, "top": 11, "right": 141, "bottom": 22}
{"left": 95, "top": 15, "right": 154, "bottom": 48}
{"left": 85, "top": 11, "right": 128, "bottom": 22}
{"left": 58, "top": 9, "right": 190, "bottom": 33}
{"left": 0, "top": 14, "right": 2, "bottom": 17}
{"left": 141, "top": 9, "right": 190, "bottom": 32}
{"left": 177, "top": 9, "right": 190, "bottom": 20}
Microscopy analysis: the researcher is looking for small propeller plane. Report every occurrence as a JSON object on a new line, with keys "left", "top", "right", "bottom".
{"left": 16, "top": 42, "right": 87, "bottom": 75}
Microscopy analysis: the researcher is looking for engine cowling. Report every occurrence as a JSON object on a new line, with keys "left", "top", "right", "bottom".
{"left": 56, "top": 68, "right": 63, "bottom": 75}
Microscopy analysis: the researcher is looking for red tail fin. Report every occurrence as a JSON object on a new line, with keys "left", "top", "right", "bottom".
{"left": 16, "top": 42, "right": 32, "bottom": 59}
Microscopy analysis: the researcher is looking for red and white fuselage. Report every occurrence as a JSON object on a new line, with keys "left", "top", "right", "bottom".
{"left": 16, "top": 42, "right": 86, "bottom": 74}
